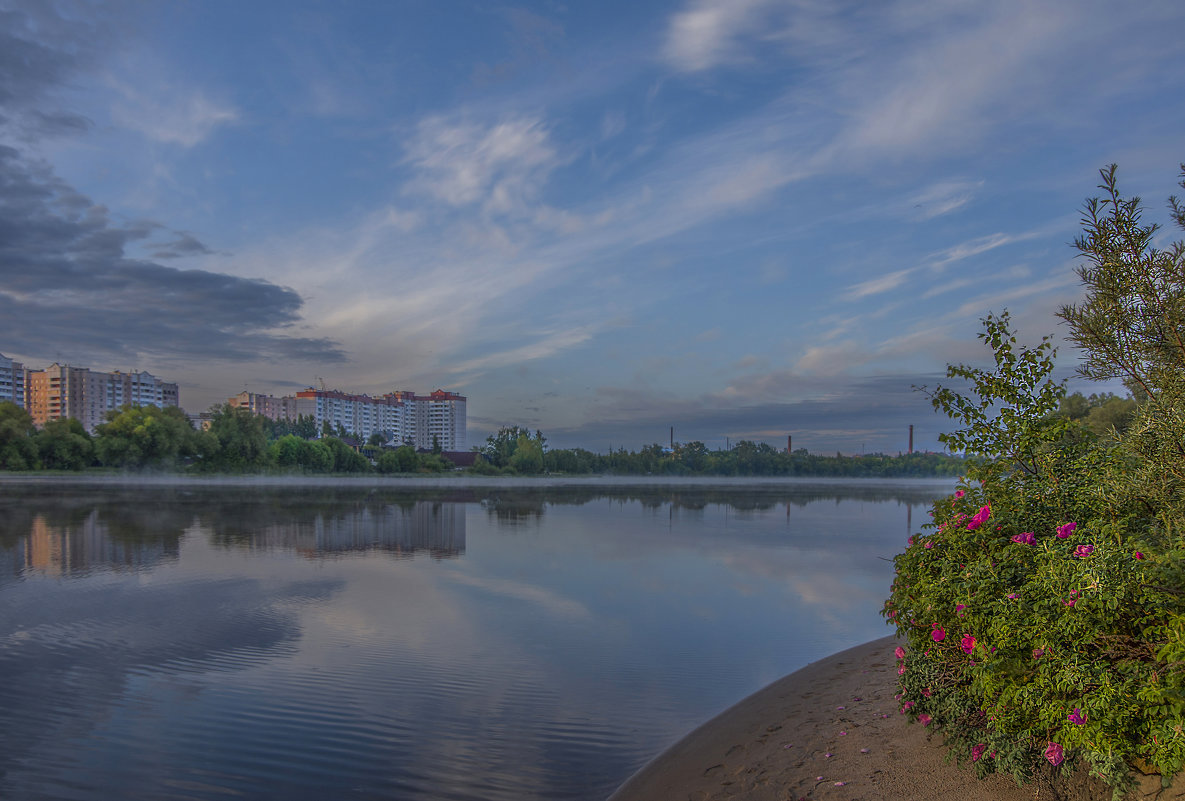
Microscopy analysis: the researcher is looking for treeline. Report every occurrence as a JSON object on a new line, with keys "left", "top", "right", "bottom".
{"left": 473, "top": 426, "right": 965, "bottom": 477}
{"left": 0, "top": 390, "right": 1133, "bottom": 476}
{"left": 0, "top": 403, "right": 452, "bottom": 473}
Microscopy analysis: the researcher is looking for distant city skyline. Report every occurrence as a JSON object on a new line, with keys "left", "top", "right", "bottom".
{"left": 2, "top": 1, "right": 1182, "bottom": 453}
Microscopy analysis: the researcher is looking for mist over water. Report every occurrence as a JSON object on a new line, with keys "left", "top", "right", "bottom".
{"left": 0, "top": 479, "right": 951, "bottom": 800}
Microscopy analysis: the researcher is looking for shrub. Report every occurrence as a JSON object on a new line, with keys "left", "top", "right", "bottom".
{"left": 885, "top": 164, "right": 1185, "bottom": 798}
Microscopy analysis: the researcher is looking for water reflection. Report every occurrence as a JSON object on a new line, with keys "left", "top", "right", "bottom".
{"left": 208, "top": 502, "right": 465, "bottom": 559}
{"left": 0, "top": 479, "right": 951, "bottom": 801}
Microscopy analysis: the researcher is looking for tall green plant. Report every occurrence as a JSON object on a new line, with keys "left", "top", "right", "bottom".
{"left": 886, "top": 164, "right": 1185, "bottom": 798}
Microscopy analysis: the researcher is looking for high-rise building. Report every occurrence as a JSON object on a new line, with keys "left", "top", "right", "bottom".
{"left": 0, "top": 352, "right": 26, "bottom": 408}
{"left": 424, "top": 390, "right": 467, "bottom": 452}
{"left": 25, "top": 363, "right": 180, "bottom": 431}
{"left": 228, "top": 386, "right": 467, "bottom": 450}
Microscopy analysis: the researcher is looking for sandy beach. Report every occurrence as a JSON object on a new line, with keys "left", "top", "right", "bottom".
{"left": 607, "top": 636, "right": 1177, "bottom": 801}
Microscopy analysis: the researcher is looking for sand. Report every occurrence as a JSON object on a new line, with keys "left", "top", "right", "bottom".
{"left": 607, "top": 636, "right": 1179, "bottom": 801}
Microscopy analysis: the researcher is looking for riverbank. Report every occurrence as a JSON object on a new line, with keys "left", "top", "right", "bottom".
{"left": 0, "top": 473, "right": 956, "bottom": 490}
{"left": 607, "top": 636, "right": 1144, "bottom": 801}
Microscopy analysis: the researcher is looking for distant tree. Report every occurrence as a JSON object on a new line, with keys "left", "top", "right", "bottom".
{"left": 368, "top": 431, "right": 387, "bottom": 447}
{"left": 34, "top": 418, "right": 94, "bottom": 470}
{"left": 481, "top": 425, "right": 534, "bottom": 468}
{"left": 0, "top": 402, "right": 38, "bottom": 470}
{"left": 94, "top": 405, "right": 196, "bottom": 469}
{"left": 322, "top": 437, "right": 370, "bottom": 473}
{"left": 270, "top": 434, "right": 332, "bottom": 472}
{"left": 198, "top": 404, "right": 270, "bottom": 472}
{"left": 508, "top": 433, "right": 544, "bottom": 474}
{"left": 416, "top": 452, "right": 450, "bottom": 472}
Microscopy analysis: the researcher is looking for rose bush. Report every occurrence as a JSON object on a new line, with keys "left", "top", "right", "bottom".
{"left": 885, "top": 164, "right": 1185, "bottom": 799}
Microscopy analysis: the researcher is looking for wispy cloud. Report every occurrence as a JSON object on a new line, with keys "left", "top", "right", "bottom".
{"left": 662, "top": 0, "right": 781, "bottom": 72}
{"left": 110, "top": 84, "right": 238, "bottom": 147}
{"left": 401, "top": 115, "right": 560, "bottom": 214}
{"left": 842, "top": 268, "right": 914, "bottom": 301}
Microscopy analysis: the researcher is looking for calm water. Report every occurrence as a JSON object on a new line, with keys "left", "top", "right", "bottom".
{"left": 0, "top": 479, "right": 950, "bottom": 800}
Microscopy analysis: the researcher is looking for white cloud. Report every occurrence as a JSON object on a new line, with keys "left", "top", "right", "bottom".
{"left": 926, "top": 232, "right": 1021, "bottom": 270}
{"left": 662, "top": 0, "right": 781, "bottom": 73}
{"left": 842, "top": 267, "right": 914, "bottom": 301}
{"left": 908, "top": 179, "right": 983, "bottom": 220}
{"left": 110, "top": 85, "right": 238, "bottom": 147}
{"left": 401, "top": 115, "right": 559, "bottom": 214}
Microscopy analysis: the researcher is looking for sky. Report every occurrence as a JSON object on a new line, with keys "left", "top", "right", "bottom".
{"left": 2, "top": 0, "right": 1183, "bottom": 453}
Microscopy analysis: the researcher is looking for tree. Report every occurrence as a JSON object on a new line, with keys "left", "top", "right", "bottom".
{"left": 1058, "top": 163, "right": 1185, "bottom": 514}
{"left": 321, "top": 437, "right": 370, "bottom": 473}
{"left": 270, "top": 434, "right": 332, "bottom": 472}
{"left": 508, "top": 433, "right": 543, "bottom": 474}
{"left": 0, "top": 402, "right": 38, "bottom": 470}
{"left": 481, "top": 426, "right": 540, "bottom": 468}
{"left": 94, "top": 405, "right": 196, "bottom": 469}
{"left": 34, "top": 418, "right": 93, "bottom": 470}
{"left": 198, "top": 404, "right": 270, "bottom": 472}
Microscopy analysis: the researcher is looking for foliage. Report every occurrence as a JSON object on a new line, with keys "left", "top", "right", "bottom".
{"left": 34, "top": 418, "right": 94, "bottom": 470}
{"left": 885, "top": 164, "right": 1185, "bottom": 797}
{"left": 0, "top": 402, "right": 38, "bottom": 470}
{"left": 94, "top": 405, "right": 197, "bottom": 469}
{"left": 195, "top": 404, "right": 271, "bottom": 472}
{"left": 269, "top": 434, "right": 333, "bottom": 473}
{"left": 375, "top": 445, "right": 419, "bottom": 474}
{"left": 1054, "top": 392, "right": 1138, "bottom": 441}
{"left": 321, "top": 437, "right": 371, "bottom": 473}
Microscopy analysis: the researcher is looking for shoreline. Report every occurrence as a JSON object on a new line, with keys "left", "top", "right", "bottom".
{"left": 0, "top": 473, "right": 956, "bottom": 490}
{"left": 607, "top": 636, "right": 1116, "bottom": 801}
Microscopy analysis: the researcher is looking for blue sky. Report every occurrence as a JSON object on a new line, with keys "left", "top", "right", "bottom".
{"left": 2, "top": 0, "right": 1183, "bottom": 452}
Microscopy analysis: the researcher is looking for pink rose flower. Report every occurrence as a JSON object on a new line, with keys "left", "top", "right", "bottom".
{"left": 955, "top": 603, "right": 966, "bottom": 616}
{"left": 1068, "top": 708, "right": 1086, "bottom": 725}
{"left": 1044, "top": 742, "right": 1064, "bottom": 766}
{"left": 918, "top": 713, "right": 932, "bottom": 726}
{"left": 961, "top": 635, "right": 976, "bottom": 654}
{"left": 932, "top": 627, "right": 946, "bottom": 643}
{"left": 895, "top": 646, "right": 906, "bottom": 660}
{"left": 1011, "top": 532, "right": 1035, "bottom": 545}
{"left": 972, "top": 743, "right": 987, "bottom": 762}
{"left": 1135, "top": 551, "right": 1145, "bottom": 560}
{"left": 966, "top": 505, "right": 991, "bottom": 530}
{"left": 1056, "top": 522, "right": 1077, "bottom": 539}
{"left": 924, "top": 541, "right": 934, "bottom": 549}
{"left": 954, "top": 489, "right": 965, "bottom": 498}
{"left": 1073, "top": 544, "right": 1095, "bottom": 558}
{"left": 901, "top": 701, "right": 914, "bottom": 713}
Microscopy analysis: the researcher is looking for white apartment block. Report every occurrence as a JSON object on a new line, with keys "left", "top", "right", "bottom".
{"left": 0, "top": 352, "right": 26, "bottom": 408}
{"left": 230, "top": 387, "right": 467, "bottom": 450}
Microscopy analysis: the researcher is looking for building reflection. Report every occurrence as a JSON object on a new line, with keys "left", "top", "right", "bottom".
{"left": 1, "top": 511, "right": 180, "bottom": 579}
{"left": 215, "top": 502, "right": 466, "bottom": 560}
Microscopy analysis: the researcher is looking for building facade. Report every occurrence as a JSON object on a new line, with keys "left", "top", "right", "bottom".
{"left": 0, "top": 352, "right": 26, "bottom": 408}
{"left": 25, "top": 363, "right": 180, "bottom": 431}
{"left": 228, "top": 387, "right": 467, "bottom": 450}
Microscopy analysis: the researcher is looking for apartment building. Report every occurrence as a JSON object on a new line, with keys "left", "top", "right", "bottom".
{"left": 26, "top": 363, "right": 180, "bottom": 431}
{"left": 0, "top": 352, "right": 26, "bottom": 408}
{"left": 228, "top": 387, "right": 467, "bottom": 450}
{"left": 424, "top": 390, "right": 467, "bottom": 452}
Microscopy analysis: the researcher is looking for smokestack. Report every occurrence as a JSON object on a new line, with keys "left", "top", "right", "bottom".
{"left": 787, "top": 434, "right": 792, "bottom": 453}
{"left": 909, "top": 425, "right": 914, "bottom": 455}
{"left": 670, "top": 426, "right": 674, "bottom": 449}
